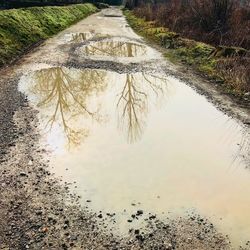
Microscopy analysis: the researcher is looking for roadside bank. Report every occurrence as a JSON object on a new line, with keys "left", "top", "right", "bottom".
{"left": 124, "top": 10, "right": 250, "bottom": 107}
{"left": 0, "top": 3, "right": 97, "bottom": 67}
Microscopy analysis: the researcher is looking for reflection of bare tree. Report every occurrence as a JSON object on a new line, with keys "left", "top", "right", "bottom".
{"left": 31, "top": 67, "right": 107, "bottom": 146}
{"left": 117, "top": 72, "right": 168, "bottom": 143}
{"left": 71, "top": 31, "right": 94, "bottom": 42}
{"left": 83, "top": 40, "right": 147, "bottom": 57}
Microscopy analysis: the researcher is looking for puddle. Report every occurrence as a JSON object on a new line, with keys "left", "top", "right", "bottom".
{"left": 70, "top": 32, "right": 94, "bottom": 42}
{"left": 19, "top": 66, "right": 250, "bottom": 247}
{"left": 19, "top": 66, "right": 108, "bottom": 147}
{"left": 61, "top": 32, "right": 95, "bottom": 43}
{"left": 78, "top": 38, "right": 158, "bottom": 61}
{"left": 83, "top": 40, "right": 146, "bottom": 57}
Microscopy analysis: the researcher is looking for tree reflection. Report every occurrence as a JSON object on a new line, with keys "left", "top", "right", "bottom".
{"left": 31, "top": 67, "right": 107, "bottom": 146}
{"left": 29, "top": 66, "right": 168, "bottom": 145}
{"left": 71, "top": 31, "right": 94, "bottom": 42}
{"left": 83, "top": 40, "right": 147, "bottom": 57}
{"left": 117, "top": 72, "right": 168, "bottom": 143}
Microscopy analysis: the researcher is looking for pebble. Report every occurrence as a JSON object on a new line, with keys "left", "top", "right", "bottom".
{"left": 134, "top": 229, "right": 140, "bottom": 235}
{"left": 36, "top": 210, "right": 43, "bottom": 216}
{"left": 136, "top": 210, "right": 143, "bottom": 216}
{"left": 20, "top": 172, "right": 27, "bottom": 176}
{"left": 167, "top": 243, "right": 172, "bottom": 249}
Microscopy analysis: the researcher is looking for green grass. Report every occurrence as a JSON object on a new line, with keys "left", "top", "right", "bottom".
{"left": 0, "top": 3, "right": 97, "bottom": 67}
{"left": 124, "top": 10, "right": 249, "bottom": 96}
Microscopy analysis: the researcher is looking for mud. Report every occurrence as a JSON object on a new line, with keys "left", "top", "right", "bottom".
{"left": 0, "top": 7, "right": 250, "bottom": 250}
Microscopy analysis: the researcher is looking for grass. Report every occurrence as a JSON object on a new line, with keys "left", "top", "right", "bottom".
{"left": 0, "top": 3, "right": 97, "bottom": 67}
{"left": 124, "top": 10, "right": 250, "bottom": 97}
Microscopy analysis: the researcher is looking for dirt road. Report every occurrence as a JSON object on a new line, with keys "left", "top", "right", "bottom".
{"left": 0, "top": 7, "right": 250, "bottom": 250}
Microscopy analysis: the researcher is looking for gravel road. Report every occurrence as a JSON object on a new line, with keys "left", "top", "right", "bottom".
{"left": 0, "top": 7, "right": 249, "bottom": 250}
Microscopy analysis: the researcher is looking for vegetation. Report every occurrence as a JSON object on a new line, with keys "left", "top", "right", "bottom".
{"left": 124, "top": 10, "right": 250, "bottom": 97}
{"left": 0, "top": 0, "right": 122, "bottom": 9}
{"left": 0, "top": 3, "right": 97, "bottom": 67}
{"left": 130, "top": 0, "right": 250, "bottom": 50}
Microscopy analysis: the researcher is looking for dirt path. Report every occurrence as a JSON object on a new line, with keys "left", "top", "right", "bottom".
{"left": 0, "top": 7, "right": 249, "bottom": 250}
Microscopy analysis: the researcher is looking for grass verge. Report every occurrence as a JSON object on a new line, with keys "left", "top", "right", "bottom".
{"left": 0, "top": 3, "right": 97, "bottom": 67}
{"left": 124, "top": 10, "right": 250, "bottom": 99}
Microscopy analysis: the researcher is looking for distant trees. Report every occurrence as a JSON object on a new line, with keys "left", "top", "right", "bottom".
{"left": 129, "top": 0, "right": 250, "bottom": 49}
{"left": 100, "top": 0, "right": 122, "bottom": 5}
{"left": 0, "top": 0, "right": 123, "bottom": 9}
{"left": 124, "top": 0, "right": 140, "bottom": 9}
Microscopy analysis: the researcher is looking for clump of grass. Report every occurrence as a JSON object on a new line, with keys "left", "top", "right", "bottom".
{"left": 216, "top": 54, "right": 250, "bottom": 94}
{"left": 0, "top": 3, "right": 97, "bottom": 67}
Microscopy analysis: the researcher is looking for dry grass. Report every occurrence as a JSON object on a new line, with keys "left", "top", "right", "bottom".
{"left": 216, "top": 53, "right": 250, "bottom": 94}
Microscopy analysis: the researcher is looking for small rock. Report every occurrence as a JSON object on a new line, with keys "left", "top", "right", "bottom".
{"left": 41, "top": 227, "right": 48, "bottom": 233}
{"left": 135, "top": 234, "right": 144, "bottom": 242}
{"left": 134, "top": 229, "right": 140, "bottom": 235}
{"left": 71, "top": 235, "right": 77, "bottom": 241}
{"left": 136, "top": 210, "right": 143, "bottom": 216}
{"left": 166, "top": 243, "right": 172, "bottom": 249}
{"left": 149, "top": 215, "right": 156, "bottom": 220}
{"left": 36, "top": 210, "right": 42, "bottom": 216}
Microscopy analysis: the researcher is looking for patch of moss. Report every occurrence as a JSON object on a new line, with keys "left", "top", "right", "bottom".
{"left": 0, "top": 4, "right": 97, "bottom": 67}
{"left": 172, "top": 43, "right": 215, "bottom": 72}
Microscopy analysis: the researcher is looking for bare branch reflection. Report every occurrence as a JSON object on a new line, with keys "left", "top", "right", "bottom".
{"left": 117, "top": 72, "right": 168, "bottom": 143}
{"left": 83, "top": 40, "right": 147, "bottom": 57}
{"left": 31, "top": 67, "right": 107, "bottom": 146}
{"left": 71, "top": 31, "right": 94, "bottom": 42}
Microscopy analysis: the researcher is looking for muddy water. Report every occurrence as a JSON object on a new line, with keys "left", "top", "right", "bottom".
{"left": 81, "top": 39, "right": 147, "bottom": 57}
{"left": 19, "top": 64, "right": 250, "bottom": 245}
{"left": 17, "top": 8, "right": 250, "bottom": 248}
